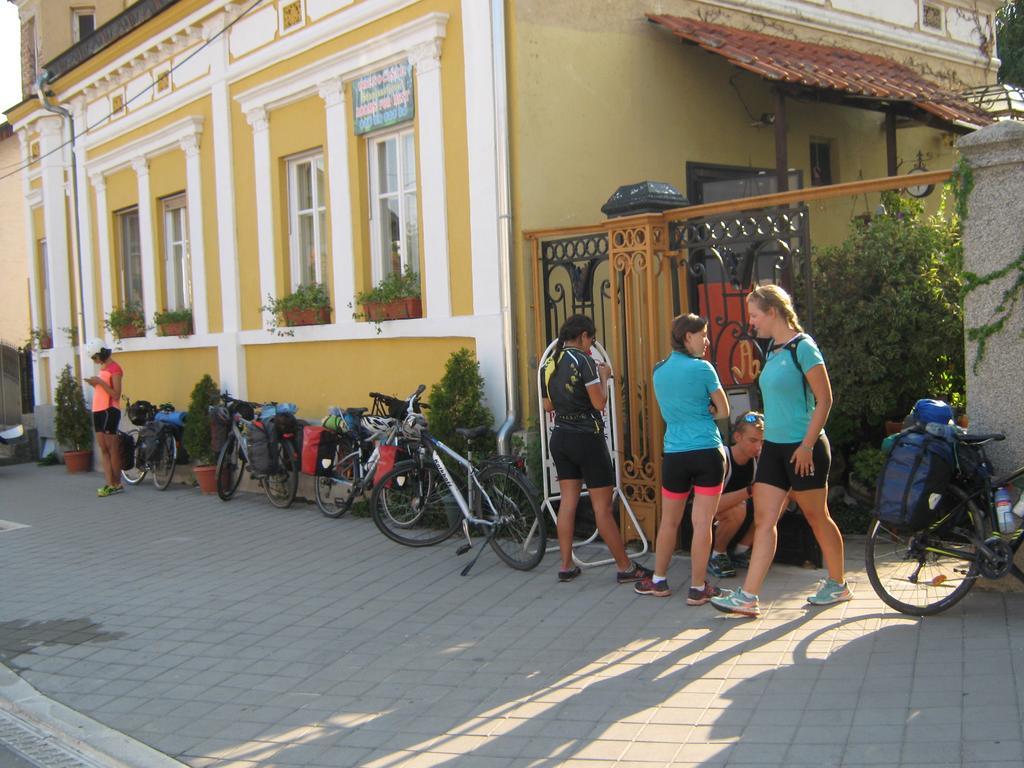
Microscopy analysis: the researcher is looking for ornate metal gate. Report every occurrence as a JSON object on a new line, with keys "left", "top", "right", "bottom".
{"left": 531, "top": 204, "right": 811, "bottom": 542}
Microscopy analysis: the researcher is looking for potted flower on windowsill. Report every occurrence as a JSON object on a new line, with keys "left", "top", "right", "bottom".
{"left": 154, "top": 308, "right": 193, "bottom": 337}
{"left": 261, "top": 283, "right": 332, "bottom": 331}
{"left": 55, "top": 364, "right": 93, "bottom": 473}
{"left": 29, "top": 327, "right": 53, "bottom": 350}
{"left": 105, "top": 304, "right": 146, "bottom": 340}
{"left": 355, "top": 266, "right": 422, "bottom": 323}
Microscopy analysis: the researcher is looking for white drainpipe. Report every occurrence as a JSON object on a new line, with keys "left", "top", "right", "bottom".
{"left": 492, "top": 0, "right": 517, "bottom": 455}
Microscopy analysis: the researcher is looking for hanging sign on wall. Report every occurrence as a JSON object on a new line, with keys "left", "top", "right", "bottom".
{"left": 352, "top": 61, "right": 414, "bottom": 135}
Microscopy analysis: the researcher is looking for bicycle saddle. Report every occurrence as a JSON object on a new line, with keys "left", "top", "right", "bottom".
{"left": 962, "top": 432, "right": 1005, "bottom": 444}
{"left": 455, "top": 426, "right": 490, "bottom": 440}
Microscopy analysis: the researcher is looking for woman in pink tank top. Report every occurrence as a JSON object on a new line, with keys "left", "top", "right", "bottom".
{"left": 84, "top": 338, "right": 124, "bottom": 497}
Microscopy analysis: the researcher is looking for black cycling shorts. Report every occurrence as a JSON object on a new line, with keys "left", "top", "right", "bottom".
{"left": 662, "top": 446, "right": 726, "bottom": 498}
{"left": 92, "top": 407, "right": 121, "bottom": 435}
{"left": 549, "top": 429, "right": 615, "bottom": 489}
{"left": 755, "top": 435, "right": 831, "bottom": 492}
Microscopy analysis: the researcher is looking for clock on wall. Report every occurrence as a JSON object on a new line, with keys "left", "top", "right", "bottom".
{"left": 905, "top": 152, "right": 935, "bottom": 199}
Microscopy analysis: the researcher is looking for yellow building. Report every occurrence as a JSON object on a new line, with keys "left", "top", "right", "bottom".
{"left": 3, "top": 0, "right": 1000, "bottom": 455}
{"left": 7, "top": 0, "right": 512, "bottom": 426}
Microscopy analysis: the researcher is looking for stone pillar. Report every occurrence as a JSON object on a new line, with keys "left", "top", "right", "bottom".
{"left": 956, "top": 121, "right": 1024, "bottom": 474}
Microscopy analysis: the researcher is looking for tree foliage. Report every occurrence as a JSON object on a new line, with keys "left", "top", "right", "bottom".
{"left": 998, "top": 0, "right": 1024, "bottom": 87}
{"left": 55, "top": 364, "right": 93, "bottom": 452}
{"left": 183, "top": 373, "right": 219, "bottom": 465}
{"left": 428, "top": 348, "right": 494, "bottom": 456}
{"left": 812, "top": 192, "right": 965, "bottom": 450}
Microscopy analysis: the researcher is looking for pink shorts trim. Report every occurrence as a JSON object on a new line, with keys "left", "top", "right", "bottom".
{"left": 693, "top": 484, "right": 724, "bottom": 496}
{"left": 662, "top": 488, "right": 690, "bottom": 501}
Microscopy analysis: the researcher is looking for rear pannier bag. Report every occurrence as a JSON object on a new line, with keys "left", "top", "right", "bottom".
{"left": 137, "top": 426, "right": 161, "bottom": 464}
{"left": 247, "top": 421, "right": 278, "bottom": 476}
{"left": 874, "top": 430, "right": 955, "bottom": 532}
{"left": 209, "top": 406, "right": 231, "bottom": 455}
{"left": 118, "top": 431, "right": 135, "bottom": 471}
{"left": 301, "top": 426, "right": 340, "bottom": 476}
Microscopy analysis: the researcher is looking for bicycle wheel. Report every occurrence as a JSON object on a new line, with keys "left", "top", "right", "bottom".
{"left": 865, "top": 495, "right": 982, "bottom": 616}
{"left": 263, "top": 440, "right": 299, "bottom": 509}
{"left": 120, "top": 430, "right": 146, "bottom": 485}
{"left": 215, "top": 434, "right": 245, "bottom": 501}
{"left": 151, "top": 430, "right": 177, "bottom": 490}
{"left": 480, "top": 466, "right": 547, "bottom": 571}
{"left": 314, "top": 435, "right": 360, "bottom": 518}
{"left": 371, "top": 459, "right": 461, "bottom": 547}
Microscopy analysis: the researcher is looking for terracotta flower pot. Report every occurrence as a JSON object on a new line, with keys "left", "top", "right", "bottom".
{"left": 116, "top": 323, "right": 145, "bottom": 339}
{"left": 362, "top": 298, "right": 422, "bottom": 322}
{"left": 193, "top": 464, "right": 218, "bottom": 494}
{"left": 282, "top": 307, "right": 331, "bottom": 327}
{"left": 63, "top": 450, "right": 92, "bottom": 473}
{"left": 158, "top": 320, "right": 193, "bottom": 337}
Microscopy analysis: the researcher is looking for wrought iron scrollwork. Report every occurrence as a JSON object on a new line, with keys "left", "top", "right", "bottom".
{"left": 540, "top": 233, "right": 612, "bottom": 344}
{"left": 668, "top": 206, "right": 810, "bottom": 387}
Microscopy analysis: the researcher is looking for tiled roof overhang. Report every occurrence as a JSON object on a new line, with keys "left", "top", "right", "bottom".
{"left": 647, "top": 14, "right": 993, "bottom": 131}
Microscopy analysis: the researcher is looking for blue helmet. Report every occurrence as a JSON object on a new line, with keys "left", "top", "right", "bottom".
{"left": 912, "top": 398, "right": 954, "bottom": 426}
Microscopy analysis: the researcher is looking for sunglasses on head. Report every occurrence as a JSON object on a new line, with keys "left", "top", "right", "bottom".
{"left": 741, "top": 413, "right": 764, "bottom": 424}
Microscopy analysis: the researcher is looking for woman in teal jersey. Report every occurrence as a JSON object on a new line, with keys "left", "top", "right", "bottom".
{"left": 711, "top": 285, "right": 850, "bottom": 617}
{"left": 634, "top": 314, "right": 730, "bottom": 606}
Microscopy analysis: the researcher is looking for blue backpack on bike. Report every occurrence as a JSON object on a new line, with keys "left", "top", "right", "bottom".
{"left": 874, "top": 429, "right": 955, "bottom": 531}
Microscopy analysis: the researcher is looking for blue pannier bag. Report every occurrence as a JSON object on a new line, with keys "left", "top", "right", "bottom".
{"left": 874, "top": 429, "right": 955, "bottom": 532}
{"left": 154, "top": 411, "right": 187, "bottom": 428}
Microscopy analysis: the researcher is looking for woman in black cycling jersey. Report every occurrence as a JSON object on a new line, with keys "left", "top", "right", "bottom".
{"left": 541, "top": 314, "right": 652, "bottom": 584}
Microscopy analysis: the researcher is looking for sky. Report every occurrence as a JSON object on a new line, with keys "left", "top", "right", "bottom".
{"left": 1, "top": 2, "right": 23, "bottom": 116}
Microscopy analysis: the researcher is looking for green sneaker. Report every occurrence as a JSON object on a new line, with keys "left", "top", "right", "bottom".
{"left": 710, "top": 588, "right": 760, "bottom": 617}
{"left": 707, "top": 553, "right": 736, "bottom": 578}
{"left": 97, "top": 485, "right": 124, "bottom": 498}
{"left": 806, "top": 578, "right": 852, "bottom": 606}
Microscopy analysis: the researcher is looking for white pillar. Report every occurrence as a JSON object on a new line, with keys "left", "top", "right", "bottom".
{"left": 246, "top": 107, "right": 276, "bottom": 329}
{"left": 132, "top": 157, "right": 158, "bottom": 337}
{"left": 319, "top": 77, "right": 355, "bottom": 325}
{"left": 208, "top": 16, "right": 244, "bottom": 395}
{"left": 19, "top": 129, "right": 44, "bottom": 406}
{"left": 461, "top": 0, "right": 502, "bottom": 317}
{"left": 72, "top": 105, "right": 97, "bottom": 340}
{"left": 18, "top": 131, "right": 40, "bottom": 336}
{"left": 90, "top": 173, "right": 114, "bottom": 345}
{"left": 409, "top": 41, "right": 451, "bottom": 319}
{"left": 181, "top": 134, "right": 209, "bottom": 335}
{"left": 38, "top": 115, "right": 75, "bottom": 387}
{"left": 210, "top": 32, "right": 241, "bottom": 336}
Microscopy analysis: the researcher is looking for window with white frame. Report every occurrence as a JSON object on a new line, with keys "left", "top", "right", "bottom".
{"left": 117, "top": 208, "right": 143, "bottom": 307}
{"left": 162, "top": 194, "right": 191, "bottom": 311}
{"left": 71, "top": 8, "right": 95, "bottom": 43}
{"left": 287, "top": 152, "right": 327, "bottom": 287}
{"left": 369, "top": 128, "right": 418, "bottom": 280}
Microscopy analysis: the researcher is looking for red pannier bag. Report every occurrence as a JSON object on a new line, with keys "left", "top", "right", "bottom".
{"left": 374, "top": 444, "right": 398, "bottom": 484}
{"left": 302, "top": 426, "right": 339, "bottom": 476}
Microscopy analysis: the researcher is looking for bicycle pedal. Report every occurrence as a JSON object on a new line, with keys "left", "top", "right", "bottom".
{"left": 456, "top": 543, "right": 472, "bottom": 556}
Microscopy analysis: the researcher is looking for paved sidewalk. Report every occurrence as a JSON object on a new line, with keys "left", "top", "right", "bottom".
{"left": 1, "top": 464, "right": 1023, "bottom": 768}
